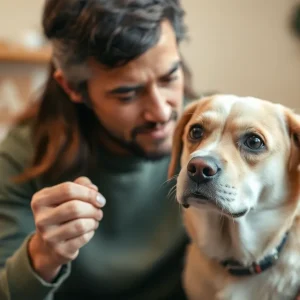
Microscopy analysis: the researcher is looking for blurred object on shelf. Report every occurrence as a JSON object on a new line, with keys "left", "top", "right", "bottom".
{"left": 0, "top": 39, "right": 50, "bottom": 141}
{"left": 0, "top": 39, "right": 51, "bottom": 63}
{"left": 19, "top": 28, "right": 47, "bottom": 50}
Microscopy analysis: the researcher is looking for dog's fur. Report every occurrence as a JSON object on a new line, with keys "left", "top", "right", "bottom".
{"left": 169, "top": 95, "right": 300, "bottom": 300}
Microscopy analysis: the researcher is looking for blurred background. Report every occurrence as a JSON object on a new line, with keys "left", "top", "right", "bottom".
{"left": 0, "top": 0, "right": 299, "bottom": 141}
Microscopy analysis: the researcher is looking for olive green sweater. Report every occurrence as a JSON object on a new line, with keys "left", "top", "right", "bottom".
{"left": 0, "top": 122, "right": 188, "bottom": 300}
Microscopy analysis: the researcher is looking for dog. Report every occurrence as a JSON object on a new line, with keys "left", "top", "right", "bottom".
{"left": 168, "top": 94, "right": 300, "bottom": 300}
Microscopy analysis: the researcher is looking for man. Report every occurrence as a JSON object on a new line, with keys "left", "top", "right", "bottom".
{"left": 0, "top": 0, "right": 197, "bottom": 299}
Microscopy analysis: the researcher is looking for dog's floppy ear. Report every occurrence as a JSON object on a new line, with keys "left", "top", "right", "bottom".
{"left": 168, "top": 100, "right": 199, "bottom": 179}
{"left": 284, "top": 108, "right": 300, "bottom": 171}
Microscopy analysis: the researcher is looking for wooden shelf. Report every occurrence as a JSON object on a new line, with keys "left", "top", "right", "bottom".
{"left": 0, "top": 43, "right": 51, "bottom": 64}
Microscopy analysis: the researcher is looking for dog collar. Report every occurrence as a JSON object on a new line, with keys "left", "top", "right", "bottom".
{"left": 220, "top": 232, "right": 288, "bottom": 276}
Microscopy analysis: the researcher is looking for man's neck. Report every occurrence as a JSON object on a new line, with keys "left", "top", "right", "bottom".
{"left": 98, "top": 128, "right": 134, "bottom": 157}
{"left": 100, "top": 135, "right": 132, "bottom": 156}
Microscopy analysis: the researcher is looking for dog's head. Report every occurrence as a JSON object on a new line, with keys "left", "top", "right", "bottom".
{"left": 169, "top": 95, "right": 300, "bottom": 219}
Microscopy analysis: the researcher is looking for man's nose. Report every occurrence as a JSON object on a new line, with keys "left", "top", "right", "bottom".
{"left": 143, "top": 87, "right": 171, "bottom": 123}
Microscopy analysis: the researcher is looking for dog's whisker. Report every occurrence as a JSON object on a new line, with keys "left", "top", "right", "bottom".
{"left": 167, "top": 185, "right": 177, "bottom": 202}
{"left": 167, "top": 192, "right": 176, "bottom": 202}
{"left": 178, "top": 200, "right": 184, "bottom": 215}
{"left": 220, "top": 206, "right": 225, "bottom": 230}
{"left": 168, "top": 184, "right": 177, "bottom": 195}
{"left": 216, "top": 199, "right": 223, "bottom": 224}
{"left": 168, "top": 192, "right": 177, "bottom": 202}
{"left": 160, "top": 174, "right": 178, "bottom": 189}
{"left": 228, "top": 211, "right": 236, "bottom": 224}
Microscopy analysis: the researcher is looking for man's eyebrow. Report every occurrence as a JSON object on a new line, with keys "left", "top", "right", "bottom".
{"left": 159, "top": 60, "right": 182, "bottom": 79}
{"left": 107, "top": 60, "right": 182, "bottom": 95}
{"left": 108, "top": 84, "right": 144, "bottom": 95}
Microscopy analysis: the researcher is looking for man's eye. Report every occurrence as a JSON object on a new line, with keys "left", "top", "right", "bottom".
{"left": 161, "top": 75, "right": 178, "bottom": 83}
{"left": 118, "top": 95, "right": 136, "bottom": 102}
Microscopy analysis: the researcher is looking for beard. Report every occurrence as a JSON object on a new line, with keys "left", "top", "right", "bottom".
{"left": 98, "top": 111, "right": 178, "bottom": 161}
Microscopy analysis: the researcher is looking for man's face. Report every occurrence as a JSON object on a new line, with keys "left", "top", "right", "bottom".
{"left": 86, "top": 20, "right": 184, "bottom": 159}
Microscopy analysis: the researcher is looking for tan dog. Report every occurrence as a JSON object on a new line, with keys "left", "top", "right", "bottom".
{"left": 169, "top": 95, "right": 300, "bottom": 300}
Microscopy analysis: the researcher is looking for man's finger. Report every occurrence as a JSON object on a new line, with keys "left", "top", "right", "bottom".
{"left": 74, "top": 177, "right": 98, "bottom": 191}
{"left": 36, "top": 200, "right": 103, "bottom": 227}
{"left": 74, "top": 176, "right": 92, "bottom": 186}
{"left": 39, "top": 182, "right": 106, "bottom": 208}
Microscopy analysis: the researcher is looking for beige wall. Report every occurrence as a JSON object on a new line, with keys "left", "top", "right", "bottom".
{"left": 0, "top": 1, "right": 43, "bottom": 42}
{"left": 0, "top": 0, "right": 299, "bottom": 110}
{"left": 180, "top": 0, "right": 300, "bottom": 110}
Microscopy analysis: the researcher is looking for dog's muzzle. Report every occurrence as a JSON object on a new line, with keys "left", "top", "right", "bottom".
{"left": 182, "top": 155, "right": 222, "bottom": 209}
{"left": 187, "top": 155, "right": 222, "bottom": 183}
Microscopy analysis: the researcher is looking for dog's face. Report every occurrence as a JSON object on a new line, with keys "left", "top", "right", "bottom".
{"left": 169, "top": 95, "right": 300, "bottom": 219}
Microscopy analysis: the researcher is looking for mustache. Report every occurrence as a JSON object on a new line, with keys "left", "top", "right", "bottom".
{"left": 131, "top": 111, "right": 178, "bottom": 139}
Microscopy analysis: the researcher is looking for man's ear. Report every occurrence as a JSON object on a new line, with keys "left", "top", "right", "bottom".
{"left": 284, "top": 108, "right": 300, "bottom": 171}
{"left": 168, "top": 100, "right": 199, "bottom": 179}
{"left": 53, "top": 69, "right": 83, "bottom": 103}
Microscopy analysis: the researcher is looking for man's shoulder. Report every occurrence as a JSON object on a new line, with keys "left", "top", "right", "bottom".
{"left": 0, "top": 120, "right": 34, "bottom": 167}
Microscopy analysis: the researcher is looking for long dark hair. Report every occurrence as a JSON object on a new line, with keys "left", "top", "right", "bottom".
{"left": 14, "top": 0, "right": 198, "bottom": 184}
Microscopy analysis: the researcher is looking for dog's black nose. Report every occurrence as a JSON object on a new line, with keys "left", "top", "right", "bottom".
{"left": 187, "top": 156, "right": 221, "bottom": 183}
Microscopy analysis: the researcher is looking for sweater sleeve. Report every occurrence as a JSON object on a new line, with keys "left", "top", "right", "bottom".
{"left": 0, "top": 235, "right": 71, "bottom": 300}
{"left": 0, "top": 126, "right": 71, "bottom": 300}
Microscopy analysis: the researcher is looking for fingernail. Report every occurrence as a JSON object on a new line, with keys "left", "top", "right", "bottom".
{"left": 96, "top": 193, "right": 106, "bottom": 206}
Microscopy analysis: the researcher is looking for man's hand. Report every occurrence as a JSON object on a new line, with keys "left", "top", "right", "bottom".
{"left": 28, "top": 177, "right": 105, "bottom": 282}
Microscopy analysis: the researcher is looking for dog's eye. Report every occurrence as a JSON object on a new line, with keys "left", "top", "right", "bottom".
{"left": 244, "top": 135, "right": 265, "bottom": 150}
{"left": 189, "top": 125, "right": 204, "bottom": 141}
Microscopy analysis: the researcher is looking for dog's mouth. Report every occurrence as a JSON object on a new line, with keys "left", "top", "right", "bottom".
{"left": 230, "top": 210, "right": 248, "bottom": 218}
{"left": 182, "top": 192, "right": 248, "bottom": 219}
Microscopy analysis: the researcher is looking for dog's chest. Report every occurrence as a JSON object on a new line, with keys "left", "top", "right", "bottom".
{"left": 217, "top": 249, "right": 300, "bottom": 300}
{"left": 184, "top": 242, "right": 300, "bottom": 300}
{"left": 217, "top": 273, "right": 298, "bottom": 300}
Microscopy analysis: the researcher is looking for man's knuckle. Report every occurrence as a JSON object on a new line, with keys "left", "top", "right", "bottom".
{"left": 76, "top": 176, "right": 91, "bottom": 184}
{"left": 94, "top": 221, "right": 99, "bottom": 230}
{"left": 35, "top": 216, "right": 46, "bottom": 232}
{"left": 97, "top": 210, "right": 103, "bottom": 221}
{"left": 68, "top": 249, "right": 79, "bottom": 260}
{"left": 53, "top": 246, "right": 66, "bottom": 259}
{"left": 62, "top": 182, "right": 74, "bottom": 198}
{"left": 80, "top": 234, "right": 89, "bottom": 244}
{"left": 87, "top": 188, "right": 94, "bottom": 200}
{"left": 80, "top": 232, "right": 94, "bottom": 245}
{"left": 41, "top": 231, "right": 52, "bottom": 243}
{"left": 31, "top": 194, "right": 41, "bottom": 211}
{"left": 62, "top": 243, "right": 79, "bottom": 260}
{"left": 68, "top": 201, "right": 81, "bottom": 218}
{"left": 74, "top": 219, "right": 86, "bottom": 234}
